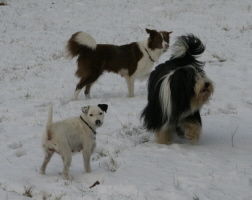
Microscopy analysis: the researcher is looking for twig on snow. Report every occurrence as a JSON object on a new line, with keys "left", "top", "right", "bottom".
{"left": 231, "top": 125, "right": 239, "bottom": 147}
{"left": 89, "top": 181, "right": 100, "bottom": 189}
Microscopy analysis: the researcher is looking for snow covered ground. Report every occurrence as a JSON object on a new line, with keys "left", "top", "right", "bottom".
{"left": 0, "top": 0, "right": 252, "bottom": 199}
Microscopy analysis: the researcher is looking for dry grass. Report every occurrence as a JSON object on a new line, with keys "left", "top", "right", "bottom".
{"left": 23, "top": 186, "right": 34, "bottom": 198}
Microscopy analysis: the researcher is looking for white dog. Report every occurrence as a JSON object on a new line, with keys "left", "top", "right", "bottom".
{"left": 40, "top": 104, "right": 108, "bottom": 179}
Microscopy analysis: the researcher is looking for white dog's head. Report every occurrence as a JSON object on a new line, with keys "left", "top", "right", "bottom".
{"left": 81, "top": 104, "right": 108, "bottom": 128}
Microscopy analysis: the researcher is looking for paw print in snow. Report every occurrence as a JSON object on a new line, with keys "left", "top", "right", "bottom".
{"left": 8, "top": 141, "right": 27, "bottom": 157}
{"left": 15, "top": 149, "right": 27, "bottom": 157}
{"left": 8, "top": 141, "right": 23, "bottom": 149}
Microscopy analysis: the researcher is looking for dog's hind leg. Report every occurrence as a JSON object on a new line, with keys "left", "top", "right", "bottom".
{"left": 82, "top": 73, "right": 102, "bottom": 98}
{"left": 40, "top": 150, "right": 54, "bottom": 174}
{"left": 84, "top": 84, "right": 93, "bottom": 99}
{"left": 155, "top": 126, "right": 173, "bottom": 144}
{"left": 72, "top": 78, "right": 87, "bottom": 100}
{"left": 73, "top": 73, "right": 101, "bottom": 100}
{"left": 73, "top": 89, "right": 81, "bottom": 101}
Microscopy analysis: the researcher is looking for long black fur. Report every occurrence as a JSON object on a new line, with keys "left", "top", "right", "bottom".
{"left": 141, "top": 34, "right": 205, "bottom": 133}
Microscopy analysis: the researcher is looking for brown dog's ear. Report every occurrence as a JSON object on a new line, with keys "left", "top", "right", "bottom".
{"left": 146, "top": 28, "right": 158, "bottom": 38}
{"left": 81, "top": 106, "right": 90, "bottom": 114}
{"left": 98, "top": 104, "right": 108, "bottom": 113}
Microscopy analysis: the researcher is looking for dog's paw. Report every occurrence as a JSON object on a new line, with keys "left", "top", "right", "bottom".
{"left": 84, "top": 168, "right": 91, "bottom": 174}
{"left": 184, "top": 132, "right": 200, "bottom": 143}
{"left": 59, "top": 171, "right": 71, "bottom": 180}
{"left": 155, "top": 130, "right": 174, "bottom": 145}
{"left": 179, "top": 122, "right": 201, "bottom": 144}
{"left": 85, "top": 94, "right": 91, "bottom": 99}
{"left": 60, "top": 99, "right": 70, "bottom": 106}
{"left": 64, "top": 176, "right": 70, "bottom": 180}
{"left": 156, "top": 138, "right": 174, "bottom": 145}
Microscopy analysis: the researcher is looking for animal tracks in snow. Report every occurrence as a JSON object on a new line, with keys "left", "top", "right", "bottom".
{"left": 14, "top": 149, "right": 27, "bottom": 157}
{"left": 8, "top": 141, "right": 27, "bottom": 157}
{"left": 8, "top": 141, "right": 23, "bottom": 149}
{"left": 93, "top": 124, "right": 152, "bottom": 173}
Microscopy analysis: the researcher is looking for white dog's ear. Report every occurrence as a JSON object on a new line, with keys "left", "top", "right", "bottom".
{"left": 98, "top": 104, "right": 108, "bottom": 113}
{"left": 81, "top": 106, "right": 90, "bottom": 114}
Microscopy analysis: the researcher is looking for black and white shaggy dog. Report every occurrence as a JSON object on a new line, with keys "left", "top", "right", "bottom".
{"left": 141, "top": 34, "right": 214, "bottom": 144}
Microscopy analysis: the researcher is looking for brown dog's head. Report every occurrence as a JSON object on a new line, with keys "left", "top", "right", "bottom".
{"left": 146, "top": 29, "right": 172, "bottom": 52}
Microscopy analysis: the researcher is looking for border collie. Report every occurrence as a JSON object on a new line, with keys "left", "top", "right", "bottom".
{"left": 67, "top": 29, "right": 172, "bottom": 100}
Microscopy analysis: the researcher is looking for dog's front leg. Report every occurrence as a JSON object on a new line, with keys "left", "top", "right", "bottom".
{"left": 125, "top": 75, "right": 136, "bottom": 97}
{"left": 178, "top": 113, "right": 202, "bottom": 143}
{"left": 61, "top": 151, "right": 72, "bottom": 180}
{"left": 82, "top": 150, "right": 91, "bottom": 173}
{"left": 155, "top": 126, "right": 174, "bottom": 144}
{"left": 179, "top": 120, "right": 202, "bottom": 143}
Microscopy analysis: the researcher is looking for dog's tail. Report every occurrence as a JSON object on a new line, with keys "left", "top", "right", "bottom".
{"left": 46, "top": 104, "right": 53, "bottom": 130}
{"left": 170, "top": 34, "right": 205, "bottom": 67}
{"left": 66, "top": 31, "right": 97, "bottom": 58}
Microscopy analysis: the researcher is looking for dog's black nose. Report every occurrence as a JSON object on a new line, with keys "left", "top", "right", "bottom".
{"left": 95, "top": 120, "right": 101, "bottom": 126}
{"left": 204, "top": 82, "right": 210, "bottom": 88}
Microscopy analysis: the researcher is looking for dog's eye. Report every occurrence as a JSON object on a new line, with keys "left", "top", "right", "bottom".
{"left": 90, "top": 114, "right": 93, "bottom": 116}
{"left": 99, "top": 112, "right": 103, "bottom": 115}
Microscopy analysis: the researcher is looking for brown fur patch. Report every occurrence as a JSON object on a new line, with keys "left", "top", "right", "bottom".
{"left": 66, "top": 32, "right": 84, "bottom": 58}
{"left": 47, "top": 130, "right": 53, "bottom": 140}
{"left": 179, "top": 120, "right": 201, "bottom": 143}
{"left": 155, "top": 126, "right": 173, "bottom": 144}
{"left": 161, "top": 31, "right": 172, "bottom": 43}
{"left": 73, "top": 43, "right": 144, "bottom": 92}
{"left": 76, "top": 43, "right": 143, "bottom": 77}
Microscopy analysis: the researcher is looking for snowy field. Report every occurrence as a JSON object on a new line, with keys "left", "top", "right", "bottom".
{"left": 1, "top": 0, "right": 252, "bottom": 199}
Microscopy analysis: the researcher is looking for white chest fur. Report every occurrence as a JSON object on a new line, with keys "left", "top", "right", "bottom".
{"left": 134, "top": 40, "right": 163, "bottom": 78}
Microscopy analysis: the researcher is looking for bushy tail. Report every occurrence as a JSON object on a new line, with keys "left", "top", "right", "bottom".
{"left": 66, "top": 31, "right": 97, "bottom": 58}
{"left": 46, "top": 104, "right": 53, "bottom": 131}
{"left": 170, "top": 34, "right": 205, "bottom": 67}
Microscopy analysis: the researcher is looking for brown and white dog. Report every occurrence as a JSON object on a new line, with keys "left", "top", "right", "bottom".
{"left": 67, "top": 29, "right": 172, "bottom": 100}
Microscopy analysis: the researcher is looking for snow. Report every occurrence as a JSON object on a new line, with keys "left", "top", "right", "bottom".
{"left": 0, "top": 0, "right": 252, "bottom": 199}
